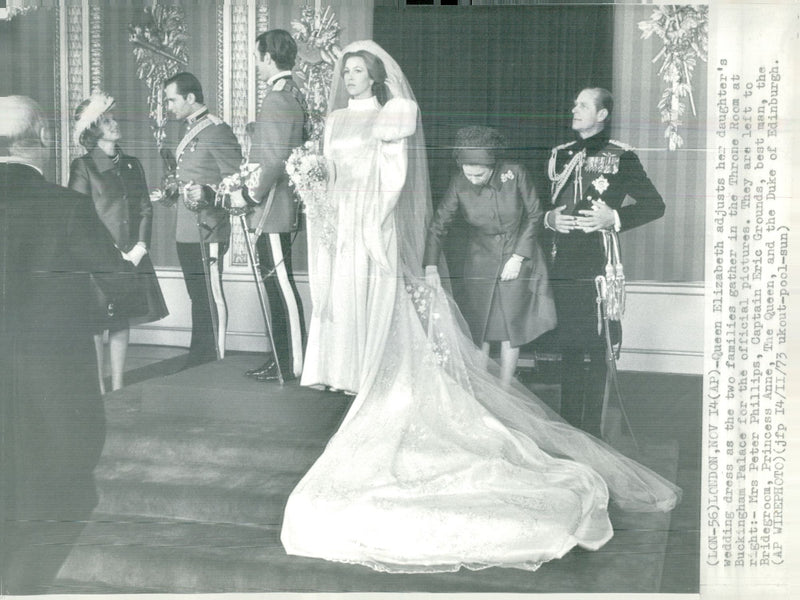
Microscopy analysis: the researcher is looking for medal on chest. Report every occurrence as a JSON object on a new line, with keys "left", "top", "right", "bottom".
{"left": 591, "top": 174, "right": 610, "bottom": 195}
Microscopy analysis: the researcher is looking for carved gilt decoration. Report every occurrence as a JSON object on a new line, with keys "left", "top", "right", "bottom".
{"left": 129, "top": 5, "right": 189, "bottom": 150}
{"left": 291, "top": 4, "right": 342, "bottom": 142}
{"left": 256, "top": 3, "right": 270, "bottom": 107}
{"left": 230, "top": 3, "right": 250, "bottom": 141}
{"left": 66, "top": 3, "right": 85, "bottom": 162}
{"left": 89, "top": 3, "right": 104, "bottom": 94}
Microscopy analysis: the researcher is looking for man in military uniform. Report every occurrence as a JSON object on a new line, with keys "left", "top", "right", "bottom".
{"left": 545, "top": 87, "right": 665, "bottom": 437}
{"left": 233, "top": 29, "right": 307, "bottom": 382}
{"left": 163, "top": 72, "right": 243, "bottom": 368}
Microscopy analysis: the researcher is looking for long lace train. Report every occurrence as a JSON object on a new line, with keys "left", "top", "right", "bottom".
{"left": 281, "top": 269, "right": 680, "bottom": 573}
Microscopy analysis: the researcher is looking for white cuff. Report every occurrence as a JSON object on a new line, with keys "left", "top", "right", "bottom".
{"left": 544, "top": 210, "right": 556, "bottom": 231}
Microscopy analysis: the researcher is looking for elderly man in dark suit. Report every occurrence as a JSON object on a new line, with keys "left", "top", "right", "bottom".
{"left": 162, "top": 72, "right": 243, "bottom": 368}
{"left": 545, "top": 87, "right": 665, "bottom": 437}
{"left": 233, "top": 29, "right": 307, "bottom": 382}
{"left": 0, "top": 95, "right": 120, "bottom": 593}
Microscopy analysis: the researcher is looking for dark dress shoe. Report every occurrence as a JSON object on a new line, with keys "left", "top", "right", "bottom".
{"left": 245, "top": 361, "right": 273, "bottom": 378}
{"left": 254, "top": 361, "right": 298, "bottom": 383}
{"left": 254, "top": 360, "right": 280, "bottom": 381}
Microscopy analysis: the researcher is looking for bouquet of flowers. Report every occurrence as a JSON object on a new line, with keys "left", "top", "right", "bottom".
{"left": 215, "top": 162, "right": 263, "bottom": 216}
{"left": 149, "top": 171, "right": 180, "bottom": 207}
{"left": 286, "top": 141, "right": 335, "bottom": 249}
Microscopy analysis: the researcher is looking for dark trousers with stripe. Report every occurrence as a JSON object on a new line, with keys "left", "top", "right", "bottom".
{"left": 255, "top": 232, "right": 305, "bottom": 377}
{"left": 177, "top": 242, "right": 226, "bottom": 368}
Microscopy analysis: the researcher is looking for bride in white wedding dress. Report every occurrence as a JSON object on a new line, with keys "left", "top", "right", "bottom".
{"left": 282, "top": 40, "right": 680, "bottom": 573}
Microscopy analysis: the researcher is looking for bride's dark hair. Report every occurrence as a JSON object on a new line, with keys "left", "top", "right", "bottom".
{"left": 342, "top": 50, "right": 391, "bottom": 105}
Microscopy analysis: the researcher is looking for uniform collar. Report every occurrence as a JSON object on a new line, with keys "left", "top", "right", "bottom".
{"left": 186, "top": 106, "right": 209, "bottom": 125}
{"left": 268, "top": 71, "right": 293, "bottom": 87}
{"left": 574, "top": 128, "right": 611, "bottom": 154}
{"left": 0, "top": 157, "right": 43, "bottom": 176}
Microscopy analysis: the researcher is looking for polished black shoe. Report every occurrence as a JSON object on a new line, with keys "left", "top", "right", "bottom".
{"left": 254, "top": 361, "right": 298, "bottom": 383}
{"left": 254, "top": 360, "right": 280, "bottom": 381}
{"left": 245, "top": 361, "right": 273, "bottom": 378}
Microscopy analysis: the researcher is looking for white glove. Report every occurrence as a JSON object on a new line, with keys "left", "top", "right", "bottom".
{"left": 500, "top": 254, "right": 524, "bottom": 281}
{"left": 425, "top": 265, "right": 441, "bottom": 288}
{"left": 123, "top": 242, "right": 148, "bottom": 267}
{"left": 227, "top": 188, "right": 248, "bottom": 209}
{"left": 149, "top": 189, "right": 164, "bottom": 203}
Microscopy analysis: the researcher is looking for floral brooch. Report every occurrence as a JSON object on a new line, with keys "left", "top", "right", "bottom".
{"left": 500, "top": 169, "right": 515, "bottom": 184}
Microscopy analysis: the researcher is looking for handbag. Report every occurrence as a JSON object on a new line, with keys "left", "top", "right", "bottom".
{"left": 89, "top": 270, "right": 149, "bottom": 320}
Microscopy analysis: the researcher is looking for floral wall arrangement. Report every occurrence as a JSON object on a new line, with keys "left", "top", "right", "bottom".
{"left": 639, "top": 5, "right": 708, "bottom": 151}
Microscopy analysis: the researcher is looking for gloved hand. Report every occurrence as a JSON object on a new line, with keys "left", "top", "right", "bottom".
{"left": 500, "top": 254, "right": 524, "bottom": 281}
{"left": 425, "top": 265, "right": 441, "bottom": 288}
{"left": 123, "top": 242, "right": 148, "bottom": 267}
{"left": 227, "top": 188, "right": 248, "bottom": 209}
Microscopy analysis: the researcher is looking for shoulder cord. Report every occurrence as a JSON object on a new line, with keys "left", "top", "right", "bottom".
{"left": 548, "top": 147, "right": 585, "bottom": 206}
{"left": 547, "top": 148, "right": 585, "bottom": 263}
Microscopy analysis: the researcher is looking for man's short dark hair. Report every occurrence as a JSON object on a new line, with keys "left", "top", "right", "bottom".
{"left": 585, "top": 87, "right": 614, "bottom": 123}
{"left": 256, "top": 29, "right": 297, "bottom": 71}
{"left": 163, "top": 72, "right": 204, "bottom": 104}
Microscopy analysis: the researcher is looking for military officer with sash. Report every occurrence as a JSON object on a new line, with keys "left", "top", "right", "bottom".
{"left": 545, "top": 87, "right": 665, "bottom": 437}
{"left": 162, "top": 72, "right": 243, "bottom": 369}
{"left": 230, "top": 29, "right": 307, "bottom": 382}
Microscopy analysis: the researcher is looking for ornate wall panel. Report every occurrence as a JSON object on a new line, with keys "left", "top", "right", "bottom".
{"left": 255, "top": 2, "right": 270, "bottom": 108}
{"left": 224, "top": 0, "right": 272, "bottom": 270}
{"left": 57, "top": 0, "right": 90, "bottom": 183}
{"left": 229, "top": 1, "right": 250, "bottom": 140}
{"left": 88, "top": 2, "right": 104, "bottom": 93}
{"left": 216, "top": 1, "right": 225, "bottom": 122}
{"left": 53, "top": 6, "right": 64, "bottom": 182}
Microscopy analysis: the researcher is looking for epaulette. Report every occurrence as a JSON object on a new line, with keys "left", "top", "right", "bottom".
{"left": 609, "top": 138, "right": 634, "bottom": 151}
{"left": 204, "top": 113, "right": 224, "bottom": 125}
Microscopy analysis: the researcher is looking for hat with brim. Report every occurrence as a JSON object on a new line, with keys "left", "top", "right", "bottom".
{"left": 73, "top": 92, "right": 115, "bottom": 143}
{"left": 454, "top": 147, "right": 498, "bottom": 166}
{"left": 452, "top": 125, "right": 505, "bottom": 166}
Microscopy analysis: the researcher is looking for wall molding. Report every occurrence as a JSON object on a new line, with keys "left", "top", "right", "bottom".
{"left": 132, "top": 271, "right": 705, "bottom": 375}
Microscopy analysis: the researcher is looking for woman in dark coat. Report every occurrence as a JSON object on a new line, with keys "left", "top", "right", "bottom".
{"left": 69, "top": 92, "right": 168, "bottom": 393}
{"left": 424, "top": 126, "right": 556, "bottom": 386}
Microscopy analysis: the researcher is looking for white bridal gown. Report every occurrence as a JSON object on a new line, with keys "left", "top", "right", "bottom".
{"left": 284, "top": 94, "right": 680, "bottom": 573}
{"left": 301, "top": 95, "right": 403, "bottom": 394}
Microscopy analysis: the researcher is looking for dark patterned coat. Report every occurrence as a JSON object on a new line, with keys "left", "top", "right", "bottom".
{"left": 424, "top": 162, "right": 556, "bottom": 347}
